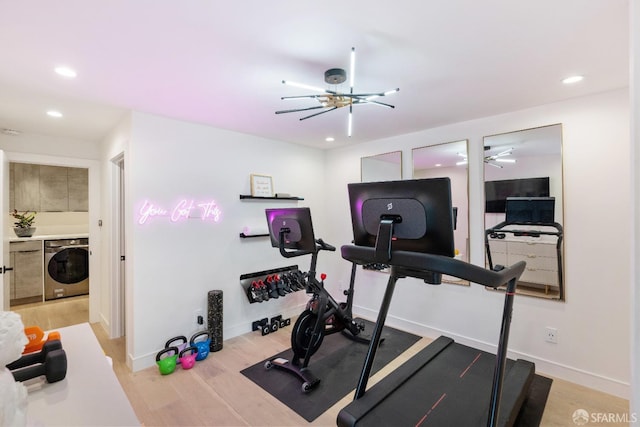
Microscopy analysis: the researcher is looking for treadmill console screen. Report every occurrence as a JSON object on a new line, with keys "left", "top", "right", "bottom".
{"left": 347, "top": 178, "right": 455, "bottom": 257}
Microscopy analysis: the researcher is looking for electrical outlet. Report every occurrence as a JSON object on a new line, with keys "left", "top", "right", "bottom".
{"left": 195, "top": 309, "right": 203, "bottom": 326}
{"left": 545, "top": 327, "right": 558, "bottom": 343}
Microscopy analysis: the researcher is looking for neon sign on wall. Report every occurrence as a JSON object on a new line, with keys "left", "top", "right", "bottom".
{"left": 138, "top": 199, "right": 222, "bottom": 225}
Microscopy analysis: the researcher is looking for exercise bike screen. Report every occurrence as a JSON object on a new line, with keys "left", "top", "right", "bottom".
{"left": 265, "top": 207, "right": 316, "bottom": 253}
{"left": 348, "top": 178, "right": 455, "bottom": 257}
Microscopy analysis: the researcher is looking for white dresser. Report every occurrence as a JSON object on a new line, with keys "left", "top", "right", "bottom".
{"left": 486, "top": 224, "right": 562, "bottom": 296}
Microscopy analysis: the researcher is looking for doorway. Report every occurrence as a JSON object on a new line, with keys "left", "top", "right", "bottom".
{"left": 4, "top": 153, "right": 99, "bottom": 329}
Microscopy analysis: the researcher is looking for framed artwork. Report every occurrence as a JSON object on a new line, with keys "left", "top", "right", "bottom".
{"left": 250, "top": 174, "right": 273, "bottom": 197}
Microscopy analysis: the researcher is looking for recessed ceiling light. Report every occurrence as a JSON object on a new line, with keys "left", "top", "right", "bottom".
{"left": 54, "top": 66, "right": 77, "bottom": 78}
{"left": 47, "top": 110, "right": 63, "bottom": 118}
{"left": 325, "top": 137, "right": 335, "bottom": 142}
{"left": 435, "top": 163, "right": 442, "bottom": 167}
{"left": 562, "top": 75, "right": 584, "bottom": 84}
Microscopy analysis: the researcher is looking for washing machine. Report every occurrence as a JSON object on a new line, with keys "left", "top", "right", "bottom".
{"left": 44, "top": 238, "right": 89, "bottom": 301}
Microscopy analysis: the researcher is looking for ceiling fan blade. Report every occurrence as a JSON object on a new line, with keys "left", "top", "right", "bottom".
{"left": 281, "top": 94, "right": 325, "bottom": 101}
{"left": 282, "top": 80, "right": 330, "bottom": 94}
{"left": 299, "top": 106, "right": 338, "bottom": 121}
{"left": 348, "top": 105, "right": 353, "bottom": 137}
{"left": 354, "top": 98, "right": 395, "bottom": 109}
{"left": 275, "top": 105, "right": 326, "bottom": 115}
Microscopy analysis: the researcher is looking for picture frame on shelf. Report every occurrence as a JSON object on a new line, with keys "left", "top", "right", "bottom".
{"left": 250, "top": 174, "right": 273, "bottom": 197}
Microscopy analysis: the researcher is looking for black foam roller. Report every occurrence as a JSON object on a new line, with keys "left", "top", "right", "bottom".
{"left": 208, "top": 290, "right": 223, "bottom": 352}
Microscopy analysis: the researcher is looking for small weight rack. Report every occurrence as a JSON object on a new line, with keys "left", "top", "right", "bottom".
{"left": 252, "top": 315, "right": 291, "bottom": 336}
{"left": 239, "top": 265, "right": 307, "bottom": 304}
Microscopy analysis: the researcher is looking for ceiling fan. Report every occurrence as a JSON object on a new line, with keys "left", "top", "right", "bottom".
{"left": 457, "top": 147, "right": 517, "bottom": 168}
{"left": 275, "top": 47, "right": 399, "bottom": 137}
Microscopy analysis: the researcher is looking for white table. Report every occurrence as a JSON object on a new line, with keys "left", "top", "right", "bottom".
{"left": 24, "top": 323, "right": 139, "bottom": 426}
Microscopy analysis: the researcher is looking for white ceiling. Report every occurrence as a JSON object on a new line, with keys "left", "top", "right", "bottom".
{"left": 0, "top": 1, "right": 629, "bottom": 149}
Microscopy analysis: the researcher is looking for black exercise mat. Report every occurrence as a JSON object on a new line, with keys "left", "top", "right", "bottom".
{"left": 241, "top": 319, "right": 420, "bottom": 422}
{"left": 515, "top": 374, "right": 553, "bottom": 427}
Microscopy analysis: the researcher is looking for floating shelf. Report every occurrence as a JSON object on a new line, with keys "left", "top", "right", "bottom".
{"left": 239, "top": 195, "right": 304, "bottom": 201}
{"left": 239, "top": 232, "right": 269, "bottom": 239}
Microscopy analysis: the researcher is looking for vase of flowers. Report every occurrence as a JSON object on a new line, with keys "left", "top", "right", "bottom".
{"left": 11, "top": 209, "right": 37, "bottom": 238}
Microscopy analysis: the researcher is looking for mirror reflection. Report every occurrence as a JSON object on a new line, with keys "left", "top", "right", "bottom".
{"left": 413, "top": 140, "right": 469, "bottom": 285}
{"left": 483, "top": 124, "right": 564, "bottom": 300}
{"left": 361, "top": 151, "right": 402, "bottom": 183}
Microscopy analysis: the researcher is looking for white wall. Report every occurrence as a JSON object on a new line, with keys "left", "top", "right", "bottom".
{"left": 119, "top": 111, "right": 327, "bottom": 370}
{"left": 630, "top": 1, "right": 639, "bottom": 420}
{"left": 0, "top": 132, "right": 101, "bottom": 160}
{"left": 323, "top": 89, "right": 631, "bottom": 397}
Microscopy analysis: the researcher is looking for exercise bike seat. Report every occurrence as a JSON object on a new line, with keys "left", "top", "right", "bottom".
{"left": 341, "top": 245, "right": 525, "bottom": 289}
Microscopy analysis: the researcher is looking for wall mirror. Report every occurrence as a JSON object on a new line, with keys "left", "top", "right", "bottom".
{"left": 361, "top": 151, "right": 402, "bottom": 183}
{"left": 413, "top": 140, "right": 469, "bottom": 286}
{"left": 483, "top": 124, "right": 564, "bottom": 300}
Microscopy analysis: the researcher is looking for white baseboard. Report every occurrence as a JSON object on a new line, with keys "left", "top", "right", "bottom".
{"left": 129, "top": 304, "right": 307, "bottom": 372}
{"left": 354, "top": 306, "right": 630, "bottom": 400}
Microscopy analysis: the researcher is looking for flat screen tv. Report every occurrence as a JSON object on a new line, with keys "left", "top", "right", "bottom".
{"left": 265, "top": 207, "right": 316, "bottom": 254}
{"left": 505, "top": 197, "right": 555, "bottom": 224}
{"left": 485, "top": 177, "right": 550, "bottom": 213}
{"left": 347, "top": 178, "right": 455, "bottom": 257}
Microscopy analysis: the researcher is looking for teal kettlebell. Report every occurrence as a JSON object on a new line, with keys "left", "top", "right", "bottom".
{"left": 156, "top": 346, "right": 179, "bottom": 375}
{"left": 190, "top": 331, "right": 211, "bottom": 361}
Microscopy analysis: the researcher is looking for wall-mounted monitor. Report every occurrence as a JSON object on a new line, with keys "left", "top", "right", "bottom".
{"left": 347, "top": 178, "right": 455, "bottom": 257}
{"left": 485, "top": 177, "right": 550, "bottom": 213}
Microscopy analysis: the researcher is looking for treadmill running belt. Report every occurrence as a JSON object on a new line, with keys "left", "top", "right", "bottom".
{"left": 338, "top": 336, "right": 535, "bottom": 427}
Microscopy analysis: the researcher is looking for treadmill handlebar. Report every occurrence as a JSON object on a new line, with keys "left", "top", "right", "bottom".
{"left": 341, "top": 245, "right": 525, "bottom": 288}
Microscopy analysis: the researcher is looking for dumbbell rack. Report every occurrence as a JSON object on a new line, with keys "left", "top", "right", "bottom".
{"left": 239, "top": 265, "right": 305, "bottom": 304}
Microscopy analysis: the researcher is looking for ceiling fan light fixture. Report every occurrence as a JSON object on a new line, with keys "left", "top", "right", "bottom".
{"left": 276, "top": 47, "right": 398, "bottom": 137}
{"left": 324, "top": 68, "right": 346, "bottom": 85}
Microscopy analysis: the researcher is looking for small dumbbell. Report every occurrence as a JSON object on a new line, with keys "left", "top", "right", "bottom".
{"left": 270, "top": 315, "right": 282, "bottom": 332}
{"left": 7, "top": 339, "right": 62, "bottom": 370}
{"left": 10, "top": 346, "right": 67, "bottom": 383}
{"left": 252, "top": 318, "right": 270, "bottom": 335}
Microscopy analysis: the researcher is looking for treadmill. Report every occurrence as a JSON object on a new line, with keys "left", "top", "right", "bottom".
{"left": 337, "top": 178, "right": 536, "bottom": 427}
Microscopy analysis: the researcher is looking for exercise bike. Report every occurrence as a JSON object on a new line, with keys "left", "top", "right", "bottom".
{"left": 264, "top": 207, "right": 371, "bottom": 392}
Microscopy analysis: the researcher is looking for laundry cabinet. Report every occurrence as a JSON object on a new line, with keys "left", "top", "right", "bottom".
{"left": 10, "top": 240, "right": 43, "bottom": 305}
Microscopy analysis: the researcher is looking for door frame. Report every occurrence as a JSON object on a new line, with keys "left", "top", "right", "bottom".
{"left": 110, "top": 153, "right": 125, "bottom": 338}
{"left": 4, "top": 152, "right": 101, "bottom": 322}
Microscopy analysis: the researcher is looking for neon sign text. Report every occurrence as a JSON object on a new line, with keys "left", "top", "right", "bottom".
{"left": 138, "top": 199, "right": 222, "bottom": 225}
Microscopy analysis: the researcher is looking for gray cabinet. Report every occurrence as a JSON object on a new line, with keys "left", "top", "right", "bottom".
{"left": 68, "top": 167, "right": 89, "bottom": 211}
{"left": 9, "top": 240, "right": 43, "bottom": 305}
{"left": 11, "top": 163, "right": 88, "bottom": 212}
{"left": 40, "top": 165, "right": 69, "bottom": 211}
{"left": 13, "top": 163, "right": 40, "bottom": 212}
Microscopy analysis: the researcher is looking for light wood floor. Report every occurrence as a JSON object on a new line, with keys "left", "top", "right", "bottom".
{"left": 12, "top": 296, "right": 631, "bottom": 426}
